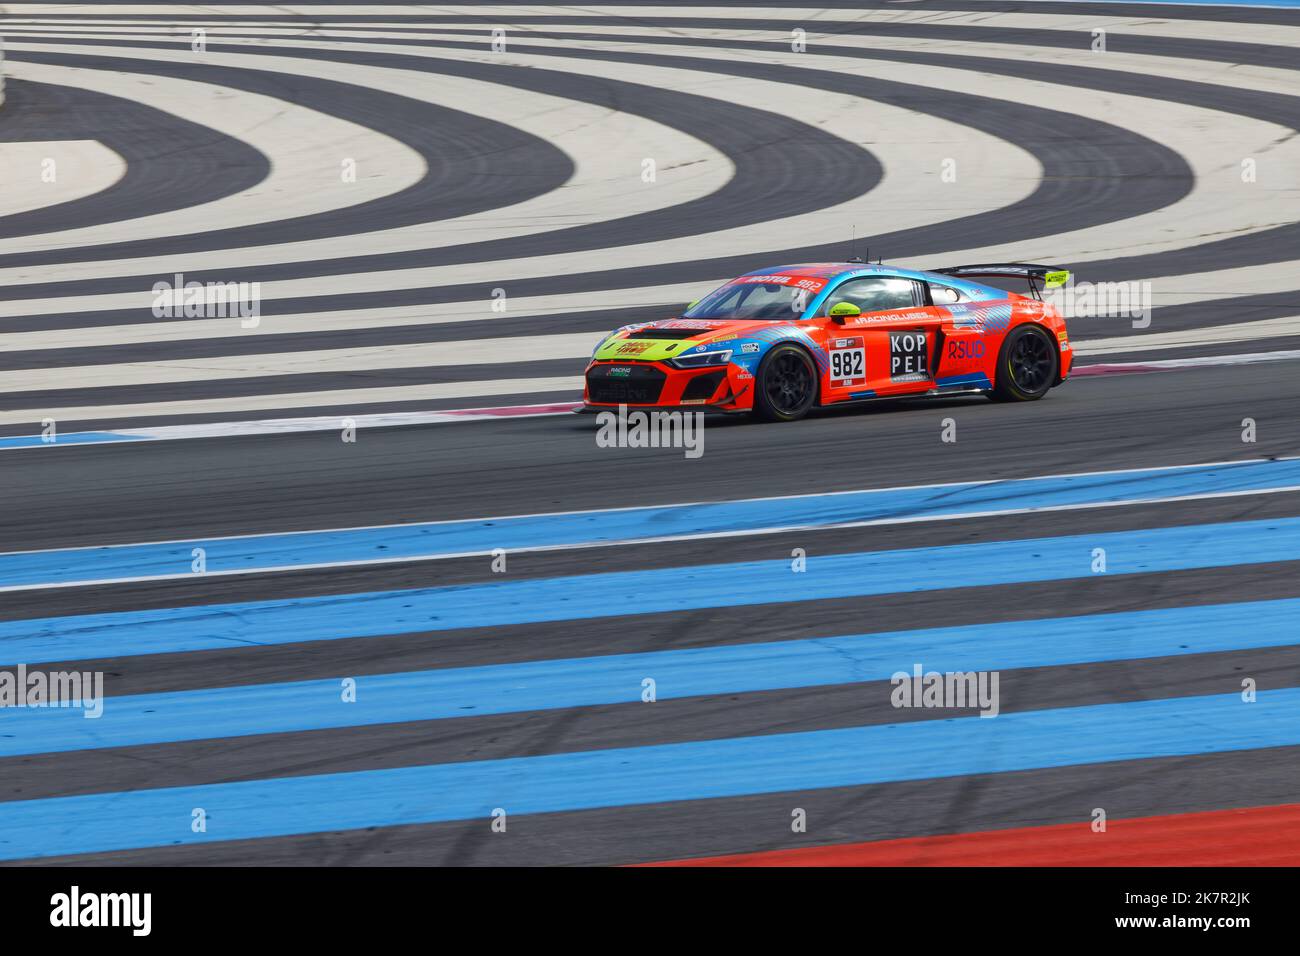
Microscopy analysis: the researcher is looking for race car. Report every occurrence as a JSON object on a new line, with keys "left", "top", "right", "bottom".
{"left": 582, "top": 261, "right": 1073, "bottom": 422}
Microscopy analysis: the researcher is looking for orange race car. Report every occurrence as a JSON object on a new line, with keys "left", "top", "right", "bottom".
{"left": 582, "top": 261, "right": 1072, "bottom": 422}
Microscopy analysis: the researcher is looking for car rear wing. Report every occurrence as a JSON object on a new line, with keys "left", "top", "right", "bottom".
{"left": 933, "top": 263, "right": 1070, "bottom": 300}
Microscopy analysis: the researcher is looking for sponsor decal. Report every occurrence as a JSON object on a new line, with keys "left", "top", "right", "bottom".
{"left": 616, "top": 340, "right": 654, "bottom": 355}
{"left": 740, "top": 342, "right": 760, "bottom": 353}
{"left": 608, "top": 367, "right": 632, "bottom": 377}
{"left": 890, "top": 330, "right": 929, "bottom": 382}
{"left": 830, "top": 335, "right": 866, "bottom": 388}
{"left": 659, "top": 319, "right": 720, "bottom": 330}
{"left": 950, "top": 305, "right": 1015, "bottom": 334}
{"left": 847, "top": 310, "right": 932, "bottom": 327}
{"left": 946, "top": 338, "right": 986, "bottom": 361}
{"left": 736, "top": 275, "right": 829, "bottom": 292}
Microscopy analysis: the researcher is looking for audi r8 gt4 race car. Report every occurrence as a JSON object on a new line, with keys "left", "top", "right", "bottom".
{"left": 582, "top": 262, "right": 1073, "bottom": 421}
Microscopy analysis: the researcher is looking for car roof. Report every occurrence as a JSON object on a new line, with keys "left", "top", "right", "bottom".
{"left": 741, "top": 262, "right": 930, "bottom": 282}
{"left": 738, "top": 263, "right": 1006, "bottom": 299}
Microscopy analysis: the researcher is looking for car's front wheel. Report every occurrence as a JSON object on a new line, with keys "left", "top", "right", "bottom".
{"left": 991, "top": 324, "right": 1058, "bottom": 402}
{"left": 753, "top": 344, "right": 818, "bottom": 422}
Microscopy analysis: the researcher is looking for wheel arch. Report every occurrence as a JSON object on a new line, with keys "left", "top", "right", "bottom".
{"left": 761, "top": 338, "right": 825, "bottom": 407}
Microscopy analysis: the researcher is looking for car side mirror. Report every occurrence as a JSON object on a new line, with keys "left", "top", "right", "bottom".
{"left": 827, "top": 302, "right": 861, "bottom": 323}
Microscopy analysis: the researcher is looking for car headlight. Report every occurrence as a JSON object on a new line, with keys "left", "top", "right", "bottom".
{"left": 668, "top": 349, "right": 732, "bottom": 369}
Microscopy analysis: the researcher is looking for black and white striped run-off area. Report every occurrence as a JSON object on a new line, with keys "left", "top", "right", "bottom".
{"left": 0, "top": 1, "right": 1298, "bottom": 867}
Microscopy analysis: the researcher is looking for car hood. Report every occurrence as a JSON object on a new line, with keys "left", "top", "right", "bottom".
{"left": 593, "top": 317, "right": 778, "bottom": 363}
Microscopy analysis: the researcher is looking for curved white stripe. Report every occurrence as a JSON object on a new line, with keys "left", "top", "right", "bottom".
{"left": 4, "top": 6, "right": 1300, "bottom": 45}
{"left": 6, "top": 27, "right": 1290, "bottom": 309}
{"left": 0, "top": 32, "right": 1040, "bottom": 293}
{"left": 0, "top": 37, "right": 731, "bottom": 283}
{"left": 17, "top": 17, "right": 1296, "bottom": 275}
{"left": 0, "top": 139, "right": 124, "bottom": 218}
{"left": 0, "top": 55, "right": 426, "bottom": 256}
{"left": 461, "top": 25, "right": 1300, "bottom": 270}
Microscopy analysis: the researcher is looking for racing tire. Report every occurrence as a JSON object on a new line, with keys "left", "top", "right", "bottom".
{"left": 991, "top": 323, "right": 1058, "bottom": 402}
{"left": 753, "top": 344, "right": 818, "bottom": 422}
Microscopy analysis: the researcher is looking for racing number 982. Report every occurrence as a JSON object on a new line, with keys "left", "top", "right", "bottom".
{"left": 831, "top": 349, "right": 864, "bottom": 379}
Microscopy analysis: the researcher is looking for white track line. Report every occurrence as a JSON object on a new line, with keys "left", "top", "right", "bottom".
{"left": 0, "top": 376, "right": 580, "bottom": 427}
{"left": 1076, "top": 315, "right": 1300, "bottom": 355}
{"left": 1076, "top": 348, "right": 1300, "bottom": 370}
{"left": 10, "top": 480, "right": 1300, "bottom": 590}
{"left": 0, "top": 332, "right": 601, "bottom": 393}
{"left": 0, "top": 402, "right": 581, "bottom": 455}
{"left": 4, "top": 345, "right": 1298, "bottom": 432}
{"left": 0, "top": 281, "right": 703, "bottom": 350}
{"left": 1, "top": 457, "right": 1297, "bottom": 580}
{"left": 7, "top": 453, "right": 1286, "bottom": 549}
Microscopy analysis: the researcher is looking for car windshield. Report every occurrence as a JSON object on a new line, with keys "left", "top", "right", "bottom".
{"left": 683, "top": 277, "right": 820, "bottom": 320}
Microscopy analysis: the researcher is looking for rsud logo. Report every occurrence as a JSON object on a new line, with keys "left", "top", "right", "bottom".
{"left": 947, "top": 339, "right": 985, "bottom": 361}
{"left": 151, "top": 272, "right": 261, "bottom": 327}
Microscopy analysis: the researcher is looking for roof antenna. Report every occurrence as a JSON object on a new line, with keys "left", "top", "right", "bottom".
{"left": 848, "top": 225, "right": 865, "bottom": 264}
{"left": 842, "top": 226, "right": 863, "bottom": 264}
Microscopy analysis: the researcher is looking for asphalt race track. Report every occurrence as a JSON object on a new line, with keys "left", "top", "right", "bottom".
{"left": 0, "top": 1, "right": 1298, "bottom": 866}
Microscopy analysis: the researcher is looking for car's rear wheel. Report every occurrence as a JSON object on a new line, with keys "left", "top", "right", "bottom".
{"left": 991, "top": 324, "right": 1058, "bottom": 402}
{"left": 753, "top": 344, "right": 818, "bottom": 422}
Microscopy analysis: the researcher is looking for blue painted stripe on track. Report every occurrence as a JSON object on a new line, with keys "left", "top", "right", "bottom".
{"left": 4, "top": 597, "right": 1298, "bottom": 758}
{"left": 0, "top": 433, "right": 135, "bottom": 449}
{"left": 5, "top": 458, "right": 1300, "bottom": 589}
{"left": 4, "top": 515, "right": 1300, "bottom": 665}
{"left": 1, "top": 688, "right": 1296, "bottom": 861}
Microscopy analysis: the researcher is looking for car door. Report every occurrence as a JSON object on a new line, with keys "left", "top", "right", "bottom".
{"left": 815, "top": 275, "right": 947, "bottom": 400}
